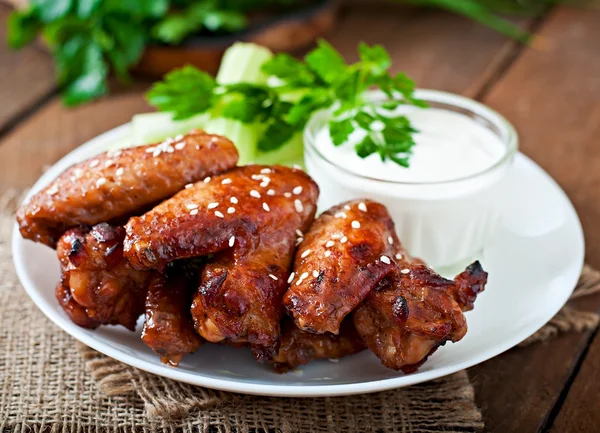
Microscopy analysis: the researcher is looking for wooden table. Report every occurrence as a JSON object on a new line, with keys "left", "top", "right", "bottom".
{"left": 2, "top": 3, "right": 599, "bottom": 432}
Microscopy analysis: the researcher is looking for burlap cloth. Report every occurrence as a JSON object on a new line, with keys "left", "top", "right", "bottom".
{"left": 1, "top": 190, "right": 599, "bottom": 433}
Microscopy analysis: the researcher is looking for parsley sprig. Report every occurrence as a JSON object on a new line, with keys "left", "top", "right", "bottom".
{"left": 147, "top": 40, "right": 427, "bottom": 166}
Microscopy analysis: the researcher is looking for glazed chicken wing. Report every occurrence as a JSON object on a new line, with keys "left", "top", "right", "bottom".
{"left": 124, "top": 165, "right": 319, "bottom": 361}
{"left": 284, "top": 199, "right": 487, "bottom": 373}
{"left": 56, "top": 223, "right": 151, "bottom": 330}
{"left": 354, "top": 259, "right": 487, "bottom": 373}
{"left": 271, "top": 318, "right": 366, "bottom": 372}
{"left": 18, "top": 131, "right": 238, "bottom": 247}
{"left": 142, "top": 273, "right": 203, "bottom": 366}
{"left": 283, "top": 200, "right": 399, "bottom": 334}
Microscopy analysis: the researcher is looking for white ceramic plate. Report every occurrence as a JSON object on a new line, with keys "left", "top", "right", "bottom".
{"left": 12, "top": 123, "right": 584, "bottom": 397}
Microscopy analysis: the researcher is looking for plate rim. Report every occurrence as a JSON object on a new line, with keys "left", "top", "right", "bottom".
{"left": 11, "top": 122, "right": 585, "bottom": 397}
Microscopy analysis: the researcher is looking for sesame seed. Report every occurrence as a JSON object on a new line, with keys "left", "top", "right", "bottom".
{"left": 296, "top": 279, "right": 303, "bottom": 286}
{"left": 263, "top": 203, "right": 270, "bottom": 212}
{"left": 401, "top": 268, "right": 410, "bottom": 274}
{"left": 351, "top": 220, "right": 361, "bottom": 229}
{"left": 207, "top": 202, "right": 218, "bottom": 209}
{"left": 186, "top": 203, "right": 199, "bottom": 210}
{"left": 89, "top": 160, "right": 99, "bottom": 168}
{"left": 108, "top": 149, "right": 122, "bottom": 157}
{"left": 166, "top": 146, "right": 175, "bottom": 153}
{"left": 152, "top": 149, "right": 161, "bottom": 157}
{"left": 261, "top": 168, "right": 272, "bottom": 174}
{"left": 144, "top": 147, "right": 155, "bottom": 154}
{"left": 74, "top": 168, "right": 83, "bottom": 178}
{"left": 293, "top": 164, "right": 301, "bottom": 170}
{"left": 328, "top": 358, "right": 340, "bottom": 363}
{"left": 221, "top": 178, "right": 232, "bottom": 185}
{"left": 284, "top": 192, "right": 292, "bottom": 198}
{"left": 230, "top": 197, "right": 238, "bottom": 204}
{"left": 301, "top": 249, "right": 311, "bottom": 258}
{"left": 301, "top": 272, "right": 309, "bottom": 280}
{"left": 344, "top": 205, "right": 351, "bottom": 211}
{"left": 215, "top": 211, "right": 224, "bottom": 218}
{"left": 227, "top": 207, "right": 235, "bottom": 214}
{"left": 251, "top": 174, "right": 261, "bottom": 180}
{"left": 267, "top": 189, "right": 275, "bottom": 196}
{"left": 190, "top": 209, "right": 198, "bottom": 216}
{"left": 312, "top": 270, "right": 319, "bottom": 278}
{"left": 340, "top": 236, "right": 348, "bottom": 244}
{"left": 104, "top": 159, "right": 114, "bottom": 168}
{"left": 175, "top": 134, "right": 184, "bottom": 141}
{"left": 287, "top": 272, "right": 295, "bottom": 284}
{"left": 396, "top": 253, "right": 403, "bottom": 260}
{"left": 46, "top": 185, "right": 59, "bottom": 195}
{"left": 115, "top": 167, "right": 124, "bottom": 176}
{"left": 96, "top": 178, "right": 106, "bottom": 187}
{"left": 250, "top": 190, "right": 261, "bottom": 198}
{"left": 260, "top": 181, "right": 269, "bottom": 188}
{"left": 388, "top": 236, "right": 394, "bottom": 245}
{"left": 324, "top": 251, "right": 331, "bottom": 257}
{"left": 185, "top": 183, "right": 194, "bottom": 189}
{"left": 380, "top": 255, "right": 391, "bottom": 264}
{"left": 296, "top": 229, "right": 303, "bottom": 237}
{"left": 229, "top": 236, "right": 235, "bottom": 247}
{"left": 293, "top": 186, "right": 303, "bottom": 195}
{"left": 331, "top": 234, "right": 342, "bottom": 239}
{"left": 335, "top": 212, "right": 347, "bottom": 219}
{"left": 269, "top": 274, "right": 278, "bottom": 281}
{"left": 175, "top": 142, "right": 186, "bottom": 150}
{"left": 204, "top": 177, "right": 211, "bottom": 183}
{"left": 294, "top": 199, "right": 303, "bottom": 213}
{"left": 326, "top": 240, "right": 335, "bottom": 248}
{"left": 358, "top": 202, "right": 367, "bottom": 212}
{"left": 296, "top": 237, "right": 304, "bottom": 245}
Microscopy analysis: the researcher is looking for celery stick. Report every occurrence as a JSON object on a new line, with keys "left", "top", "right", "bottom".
{"left": 131, "top": 112, "right": 208, "bottom": 146}
{"left": 204, "top": 43, "right": 273, "bottom": 164}
{"left": 255, "top": 133, "right": 304, "bottom": 165}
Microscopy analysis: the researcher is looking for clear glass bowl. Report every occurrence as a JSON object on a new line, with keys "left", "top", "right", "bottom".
{"left": 303, "top": 89, "right": 518, "bottom": 270}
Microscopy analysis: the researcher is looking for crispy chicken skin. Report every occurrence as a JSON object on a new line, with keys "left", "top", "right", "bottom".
{"left": 124, "top": 165, "right": 319, "bottom": 361}
{"left": 142, "top": 273, "right": 203, "bottom": 366}
{"left": 271, "top": 318, "right": 366, "bottom": 372}
{"left": 283, "top": 200, "right": 399, "bottom": 334}
{"left": 17, "top": 131, "right": 238, "bottom": 247}
{"left": 56, "top": 223, "right": 151, "bottom": 330}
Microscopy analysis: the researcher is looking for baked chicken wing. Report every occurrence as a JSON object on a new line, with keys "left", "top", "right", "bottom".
{"left": 124, "top": 165, "right": 319, "bottom": 361}
{"left": 283, "top": 200, "right": 399, "bottom": 334}
{"left": 18, "top": 131, "right": 238, "bottom": 247}
{"left": 271, "top": 318, "right": 366, "bottom": 372}
{"left": 142, "top": 273, "right": 203, "bottom": 366}
{"left": 56, "top": 223, "right": 151, "bottom": 330}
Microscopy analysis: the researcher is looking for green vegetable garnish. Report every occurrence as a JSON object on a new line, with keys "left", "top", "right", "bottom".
{"left": 147, "top": 40, "right": 427, "bottom": 167}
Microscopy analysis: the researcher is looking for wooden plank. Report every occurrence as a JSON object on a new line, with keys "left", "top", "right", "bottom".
{"left": 329, "top": 4, "right": 527, "bottom": 98}
{"left": 467, "top": 6, "right": 600, "bottom": 432}
{"left": 0, "top": 4, "right": 56, "bottom": 133}
{"left": 552, "top": 324, "right": 600, "bottom": 432}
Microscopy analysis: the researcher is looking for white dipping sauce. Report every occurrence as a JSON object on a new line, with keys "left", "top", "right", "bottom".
{"left": 315, "top": 107, "right": 505, "bottom": 183}
{"left": 304, "top": 90, "right": 517, "bottom": 269}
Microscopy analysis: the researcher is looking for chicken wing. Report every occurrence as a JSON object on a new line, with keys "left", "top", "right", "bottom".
{"left": 124, "top": 165, "right": 319, "bottom": 361}
{"left": 56, "top": 223, "right": 151, "bottom": 330}
{"left": 18, "top": 131, "right": 238, "bottom": 247}
{"left": 142, "top": 273, "right": 203, "bottom": 366}
{"left": 271, "top": 318, "right": 366, "bottom": 372}
{"left": 283, "top": 200, "right": 399, "bottom": 334}
{"left": 353, "top": 259, "right": 487, "bottom": 373}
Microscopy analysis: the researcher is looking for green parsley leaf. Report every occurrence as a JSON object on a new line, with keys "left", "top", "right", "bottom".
{"left": 261, "top": 54, "right": 315, "bottom": 87}
{"left": 329, "top": 118, "right": 354, "bottom": 147}
{"left": 7, "top": 9, "right": 41, "bottom": 49}
{"left": 305, "top": 39, "right": 347, "bottom": 85}
{"left": 146, "top": 66, "right": 217, "bottom": 119}
{"left": 32, "top": 0, "right": 73, "bottom": 23}
{"left": 358, "top": 42, "right": 391, "bottom": 76}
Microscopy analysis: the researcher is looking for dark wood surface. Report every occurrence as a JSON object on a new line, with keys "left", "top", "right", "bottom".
{"left": 1, "top": 4, "right": 598, "bottom": 432}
